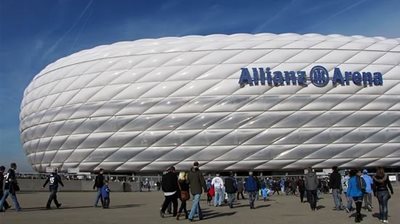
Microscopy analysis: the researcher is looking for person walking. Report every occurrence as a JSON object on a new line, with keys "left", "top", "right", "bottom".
{"left": 0, "top": 163, "right": 21, "bottom": 212}
{"left": 224, "top": 172, "right": 237, "bottom": 208}
{"left": 211, "top": 173, "right": 224, "bottom": 207}
{"left": 342, "top": 170, "right": 354, "bottom": 213}
{"left": 42, "top": 168, "right": 64, "bottom": 209}
{"left": 304, "top": 167, "right": 318, "bottom": 211}
{"left": 101, "top": 180, "right": 110, "bottom": 208}
{"left": 361, "top": 169, "right": 373, "bottom": 211}
{"left": 245, "top": 171, "right": 258, "bottom": 209}
{"left": 347, "top": 169, "right": 364, "bottom": 223}
{"left": 297, "top": 176, "right": 306, "bottom": 203}
{"left": 329, "top": 166, "right": 344, "bottom": 210}
{"left": 373, "top": 167, "right": 394, "bottom": 223}
{"left": 93, "top": 168, "right": 105, "bottom": 207}
{"left": 177, "top": 172, "right": 189, "bottom": 220}
{"left": 236, "top": 179, "right": 245, "bottom": 200}
{"left": 160, "top": 166, "right": 178, "bottom": 218}
{"left": 187, "top": 161, "right": 207, "bottom": 221}
{"left": 0, "top": 166, "right": 11, "bottom": 211}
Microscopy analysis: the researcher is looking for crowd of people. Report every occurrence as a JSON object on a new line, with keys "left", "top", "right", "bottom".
{"left": 159, "top": 163, "right": 395, "bottom": 223}
{"left": 0, "top": 161, "right": 396, "bottom": 224}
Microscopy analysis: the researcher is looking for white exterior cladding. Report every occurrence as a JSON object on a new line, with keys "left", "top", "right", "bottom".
{"left": 20, "top": 33, "right": 400, "bottom": 173}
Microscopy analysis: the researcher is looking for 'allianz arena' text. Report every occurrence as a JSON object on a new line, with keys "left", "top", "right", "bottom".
{"left": 20, "top": 33, "right": 400, "bottom": 173}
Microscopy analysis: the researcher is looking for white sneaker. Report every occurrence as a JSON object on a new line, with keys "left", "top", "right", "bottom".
{"left": 383, "top": 220, "right": 388, "bottom": 223}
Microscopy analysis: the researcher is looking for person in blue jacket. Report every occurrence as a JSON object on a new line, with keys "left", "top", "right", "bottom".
{"left": 347, "top": 169, "right": 364, "bottom": 223}
{"left": 101, "top": 180, "right": 110, "bottom": 208}
{"left": 245, "top": 171, "right": 258, "bottom": 209}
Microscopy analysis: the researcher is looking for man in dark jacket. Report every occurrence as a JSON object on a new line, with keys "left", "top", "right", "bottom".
{"left": 160, "top": 166, "right": 178, "bottom": 218}
{"left": 329, "top": 166, "right": 344, "bottom": 210}
{"left": 304, "top": 167, "right": 318, "bottom": 211}
{"left": 43, "top": 168, "right": 64, "bottom": 209}
{"left": 0, "top": 166, "right": 11, "bottom": 211}
{"left": 224, "top": 172, "right": 237, "bottom": 208}
{"left": 0, "top": 163, "right": 21, "bottom": 212}
{"left": 93, "top": 168, "right": 105, "bottom": 207}
{"left": 187, "top": 161, "right": 207, "bottom": 221}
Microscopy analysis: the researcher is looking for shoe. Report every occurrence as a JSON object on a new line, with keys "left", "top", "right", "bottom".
{"left": 176, "top": 213, "right": 181, "bottom": 220}
{"left": 56, "top": 203, "right": 62, "bottom": 209}
{"left": 383, "top": 220, "right": 388, "bottom": 223}
{"left": 188, "top": 218, "right": 193, "bottom": 222}
{"left": 159, "top": 210, "right": 165, "bottom": 218}
{"left": 46, "top": 206, "right": 51, "bottom": 210}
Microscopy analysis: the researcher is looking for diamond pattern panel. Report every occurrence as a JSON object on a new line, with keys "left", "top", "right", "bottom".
{"left": 20, "top": 33, "right": 400, "bottom": 172}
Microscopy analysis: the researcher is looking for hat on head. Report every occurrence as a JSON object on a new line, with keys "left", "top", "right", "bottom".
{"left": 363, "top": 169, "right": 368, "bottom": 174}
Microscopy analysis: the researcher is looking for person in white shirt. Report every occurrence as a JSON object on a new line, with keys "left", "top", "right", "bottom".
{"left": 211, "top": 174, "right": 224, "bottom": 207}
{"left": 342, "top": 170, "right": 353, "bottom": 213}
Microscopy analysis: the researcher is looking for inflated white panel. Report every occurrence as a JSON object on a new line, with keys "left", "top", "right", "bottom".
{"left": 20, "top": 33, "right": 400, "bottom": 172}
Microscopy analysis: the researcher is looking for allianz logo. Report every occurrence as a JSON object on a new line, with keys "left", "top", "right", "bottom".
{"left": 239, "top": 65, "right": 383, "bottom": 88}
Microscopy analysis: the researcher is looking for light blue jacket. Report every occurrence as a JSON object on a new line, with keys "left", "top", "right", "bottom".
{"left": 362, "top": 174, "right": 373, "bottom": 193}
{"left": 347, "top": 176, "right": 363, "bottom": 198}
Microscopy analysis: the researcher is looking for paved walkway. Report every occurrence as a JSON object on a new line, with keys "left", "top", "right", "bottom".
{"left": 1, "top": 187, "right": 399, "bottom": 224}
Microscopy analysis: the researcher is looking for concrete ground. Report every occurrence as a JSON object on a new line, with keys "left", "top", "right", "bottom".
{"left": 1, "top": 187, "right": 399, "bottom": 224}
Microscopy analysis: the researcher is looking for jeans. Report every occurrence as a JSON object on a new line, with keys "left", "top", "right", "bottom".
{"left": 189, "top": 194, "right": 203, "bottom": 220}
{"left": 214, "top": 187, "right": 223, "bottom": 206}
{"left": 377, "top": 191, "right": 390, "bottom": 220}
{"left": 227, "top": 193, "right": 235, "bottom": 207}
{"left": 0, "top": 189, "right": 21, "bottom": 211}
{"left": 94, "top": 188, "right": 103, "bottom": 206}
{"left": 248, "top": 191, "right": 257, "bottom": 208}
{"left": 344, "top": 193, "right": 353, "bottom": 210}
{"left": 307, "top": 190, "right": 317, "bottom": 210}
{"left": 46, "top": 189, "right": 61, "bottom": 208}
{"left": 363, "top": 192, "right": 372, "bottom": 209}
{"left": 0, "top": 191, "right": 10, "bottom": 210}
{"left": 332, "top": 189, "right": 343, "bottom": 209}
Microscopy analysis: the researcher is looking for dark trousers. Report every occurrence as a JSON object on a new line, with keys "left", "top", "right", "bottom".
{"left": 299, "top": 189, "right": 305, "bottom": 202}
{"left": 0, "top": 191, "right": 10, "bottom": 210}
{"left": 237, "top": 191, "right": 245, "bottom": 200}
{"left": 103, "top": 197, "right": 110, "bottom": 208}
{"left": 46, "top": 189, "right": 60, "bottom": 208}
{"left": 161, "top": 193, "right": 178, "bottom": 216}
{"left": 178, "top": 200, "right": 188, "bottom": 215}
{"left": 307, "top": 190, "right": 318, "bottom": 210}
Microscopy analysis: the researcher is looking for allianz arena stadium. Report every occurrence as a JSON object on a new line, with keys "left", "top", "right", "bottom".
{"left": 20, "top": 33, "right": 400, "bottom": 173}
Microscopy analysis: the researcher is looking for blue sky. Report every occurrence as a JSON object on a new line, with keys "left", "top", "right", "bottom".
{"left": 1, "top": 0, "right": 399, "bottom": 172}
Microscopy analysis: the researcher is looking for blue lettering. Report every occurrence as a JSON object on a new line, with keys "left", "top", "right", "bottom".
{"left": 265, "top": 67, "right": 273, "bottom": 85}
{"left": 332, "top": 68, "right": 344, "bottom": 86}
{"left": 258, "top": 68, "right": 266, "bottom": 85}
{"left": 352, "top": 71, "right": 362, "bottom": 86}
{"left": 284, "top": 71, "right": 297, "bottom": 85}
{"left": 252, "top": 68, "right": 260, "bottom": 85}
{"left": 297, "top": 71, "right": 307, "bottom": 86}
{"left": 239, "top": 68, "right": 253, "bottom": 87}
{"left": 344, "top": 72, "right": 352, "bottom": 85}
{"left": 373, "top": 72, "right": 383, "bottom": 85}
{"left": 239, "top": 66, "right": 382, "bottom": 88}
{"left": 273, "top": 71, "right": 284, "bottom": 86}
{"left": 362, "top": 72, "right": 372, "bottom": 86}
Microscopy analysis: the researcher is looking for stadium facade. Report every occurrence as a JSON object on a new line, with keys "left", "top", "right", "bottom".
{"left": 20, "top": 33, "right": 400, "bottom": 173}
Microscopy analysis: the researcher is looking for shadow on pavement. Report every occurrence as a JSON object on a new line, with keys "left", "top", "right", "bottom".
{"left": 14, "top": 204, "right": 141, "bottom": 212}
